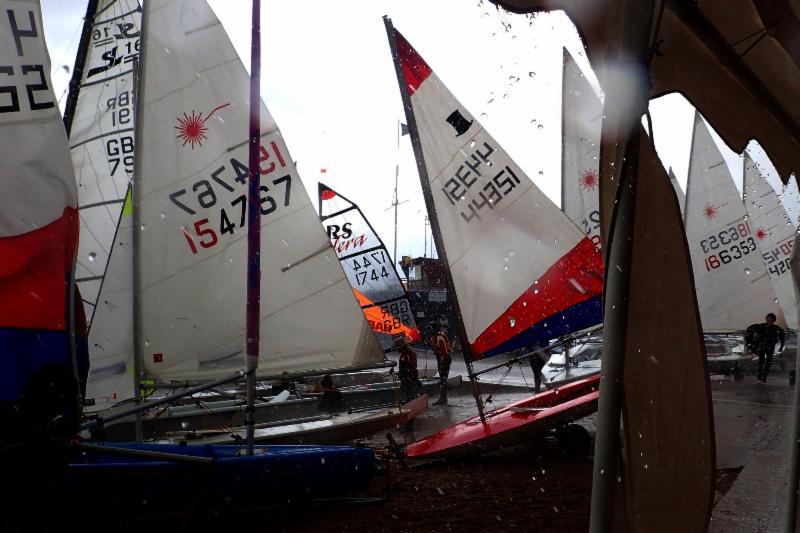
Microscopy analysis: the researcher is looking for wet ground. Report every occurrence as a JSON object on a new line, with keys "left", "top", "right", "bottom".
{"left": 5, "top": 365, "right": 795, "bottom": 531}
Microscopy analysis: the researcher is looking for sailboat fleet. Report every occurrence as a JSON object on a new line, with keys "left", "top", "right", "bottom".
{"left": 2, "top": 0, "right": 798, "bottom": 502}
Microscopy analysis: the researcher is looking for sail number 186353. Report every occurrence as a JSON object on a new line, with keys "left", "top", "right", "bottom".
{"left": 700, "top": 223, "right": 755, "bottom": 271}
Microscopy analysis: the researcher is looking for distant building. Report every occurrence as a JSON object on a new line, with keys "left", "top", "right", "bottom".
{"left": 400, "top": 256, "right": 456, "bottom": 339}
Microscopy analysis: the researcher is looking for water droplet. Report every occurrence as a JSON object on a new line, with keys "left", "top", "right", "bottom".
{"left": 88, "top": 252, "right": 97, "bottom": 262}
{"left": 508, "top": 316, "right": 516, "bottom": 327}
{"left": 537, "top": 124, "right": 544, "bottom": 130}
{"left": 528, "top": 71, "right": 536, "bottom": 77}
{"left": 538, "top": 170, "right": 544, "bottom": 176}
{"left": 160, "top": 212, "right": 166, "bottom": 219}
{"left": 744, "top": 267, "right": 751, "bottom": 275}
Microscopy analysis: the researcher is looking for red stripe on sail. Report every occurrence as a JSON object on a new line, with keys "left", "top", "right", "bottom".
{"left": 472, "top": 238, "right": 604, "bottom": 355}
{"left": 0, "top": 207, "right": 78, "bottom": 331}
{"left": 394, "top": 29, "right": 432, "bottom": 96}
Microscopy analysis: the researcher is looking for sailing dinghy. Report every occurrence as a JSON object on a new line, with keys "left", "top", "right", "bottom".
{"left": 384, "top": 18, "right": 603, "bottom": 457}
{"left": 0, "top": 0, "right": 377, "bottom": 511}
{"left": 685, "top": 113, "right": 786, "bottom": 373}
{"left": 68, "top": 0, "right": 422, "bottom": 443}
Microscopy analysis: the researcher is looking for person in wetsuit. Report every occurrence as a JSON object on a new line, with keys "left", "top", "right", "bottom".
{"left": 752, "top": 312, "right": 785, "bottom": 384}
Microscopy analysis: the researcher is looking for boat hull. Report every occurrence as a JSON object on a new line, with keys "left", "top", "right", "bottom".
{"left": 406, "top": 378, "right": 598, "bottom": 459}
{"left": 61, "top": 442, "right": 375, "bottom": 505}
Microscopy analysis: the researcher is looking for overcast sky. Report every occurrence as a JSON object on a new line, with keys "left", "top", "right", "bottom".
{"left": 41, "top": 0, "right": 799, "bottom": 262}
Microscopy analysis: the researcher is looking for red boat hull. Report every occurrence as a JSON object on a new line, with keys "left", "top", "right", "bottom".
{"left": 406, "top": 376, "right": 600, "bottom": 458}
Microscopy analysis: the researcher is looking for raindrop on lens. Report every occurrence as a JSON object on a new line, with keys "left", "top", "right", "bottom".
{"left": 744, "top": 267, "right": 751, "bottom": 275}
{"left": 88, "top": 252, "right": 97, "bottom": 262}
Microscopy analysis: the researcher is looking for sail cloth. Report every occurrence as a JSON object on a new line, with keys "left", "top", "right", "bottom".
{"left": 0, "top": 0, "right": 80, "bottom": 401}
{"left": 622, "top": 126, "right": 714, "bottom": 533}
{"left": 318, "top": 183, "right": 421, "bottom": 346}
{"left": 560, "top": 48, "right": 602, "bottom": 247}
{"left": 70, "top": 0, "right": 141, "bottom": 323}
{"left": 743, "top": 154, "right": 798, "bottom": 329}
{"left": 668, "top": 168, "right": 685, "bottom": 219}
{"left": 137, "top": 0, "right": 383, "bottom": 381}
{"left": 66, "top": 0, "right": 140, "bottom": 410}
{"left": 684, "top": 112, "right": 784, "bottom": 331}
{"left": 387, "top": 26, "right": 603, "bottom": 359}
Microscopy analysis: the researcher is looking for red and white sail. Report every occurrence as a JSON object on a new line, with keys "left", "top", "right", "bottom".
{"left": 387, "top": 26, "right": 603, "bottom": 359}
{"left": 318, "top": 182, "right": 421, "bottom": 347}
{"left": 136, "top": 0, "right": 383, "bottom": 381}
{"left": 67, "top": 0, "right": 140, "bottom": 411}
{"left": 685, "top": 112, "right": 784, "bottom": 330}
{"left": 743, "top": 153, "right": 797, "bottom": 328}
{"left": 560, "top": 48, "right": 602, "bottom": 247}
{"left": 0, "top": 0, "right": 79, "bottom": 400}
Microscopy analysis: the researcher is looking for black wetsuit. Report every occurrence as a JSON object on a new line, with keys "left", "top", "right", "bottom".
{"left": 755, "top": 323, "right": 785, "bottom": 382}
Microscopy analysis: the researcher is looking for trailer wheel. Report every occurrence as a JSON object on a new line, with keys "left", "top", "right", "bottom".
{"left": 556, "top": 424, "right": 592, "bottom": 457}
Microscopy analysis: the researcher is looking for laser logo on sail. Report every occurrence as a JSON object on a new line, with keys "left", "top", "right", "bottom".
{"left": 579, "top": 169, "right": 598, "bottom": 191}
{"left": 703, "top": 204, "right": 719, "bottom": 220}
{"left": 175, "top": 103, "right": 230, "bottom": 149}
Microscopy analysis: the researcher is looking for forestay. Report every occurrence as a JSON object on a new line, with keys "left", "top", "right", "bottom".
{"left": 743, "top": 154, "right": 797, "bottom": 328}
{"left": 67, "top": 0, "right": 140, "bottom": 411}
{"left": 318, "top": 183, "right": 421, "bottom": 347}
{"left": 388, "top": 27, "right": 603, "bottom": 359}
{"left": 561, "top": 48, "right": 602, "bottom": 247}
{"left": 684, "top": 112, "right": 784, "bottom": 331}
{"left": 138, "top": 0, "right": 383, "bottom": 380}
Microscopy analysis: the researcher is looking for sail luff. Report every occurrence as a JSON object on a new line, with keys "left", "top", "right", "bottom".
{"left": 63, "top": 0, "right": 99, "bottom": 135}
{"left": 383, "top": 16, "right": 485, "bottom": 420}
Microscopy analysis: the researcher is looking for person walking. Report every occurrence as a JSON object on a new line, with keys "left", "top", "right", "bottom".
{"left": 528, "top": 346, "right": 547, "bottom": 393}
{"left": 396, "top": 336, "right": 422, "bottom": 402}
{"left": 430, "top": 322, "right": 452, "bottom": 405}
{"left": 753, "top": 312, "right": 785, "bottom": 384}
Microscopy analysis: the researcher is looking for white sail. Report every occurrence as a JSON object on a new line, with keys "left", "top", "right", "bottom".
{"left": 668, "top": 167, "right": 685, "bottom": 218}
{"left": 318, "top": 183, "right": 421, "bottom": 347}
{"left": 137, "top": 0, "right": 383, "bottom": 380}
{"left": 743, "top": 154, "right": 797, "bottom": 328}
{"left": 560, "top": 48, "right": 602, "bottom": 247}
{"left": 67, "top": 0, "right": 140, "bottom": 411}
{"left": 684, "top": 112, "right": 784, "bottom": 331}
{"left": 388, "top": 27, "right": 603, "bottom": 359}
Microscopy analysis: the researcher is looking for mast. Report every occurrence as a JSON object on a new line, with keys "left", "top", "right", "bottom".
{"left": 245, "top": 0, "right": 262, "bottom": 454}
{"left": 63, "top": 0, "right": 99, "bottom": 135}
{"left": 383, "top": 16, "right": 485, "bottom": 422}
{"left": 131, "top": 3, "right": 150, "bottom": 441}
{"left": 63, "top": 0, "right": 100, "bottom": 421}
{"left": 560, "top": 47, "right": 567, "bottom": 214}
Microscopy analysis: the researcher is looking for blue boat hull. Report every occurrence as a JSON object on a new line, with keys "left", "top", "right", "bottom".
{"left": 62, "top": 442, "right": 375, "bottom": 504}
